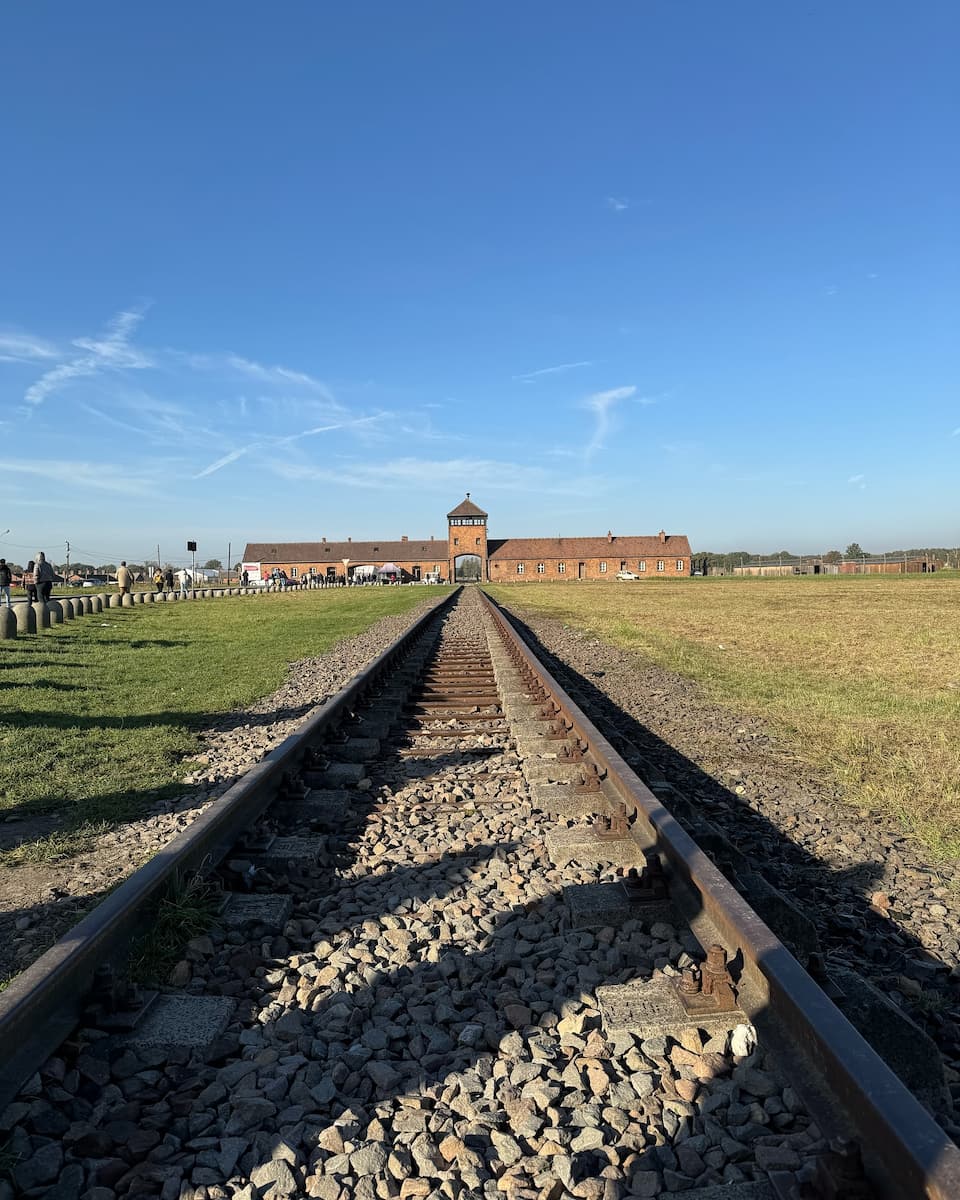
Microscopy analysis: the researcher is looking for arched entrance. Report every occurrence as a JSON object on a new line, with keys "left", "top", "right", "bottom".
{"left": 453, "top": 553, "right": 481, "bottom": 583}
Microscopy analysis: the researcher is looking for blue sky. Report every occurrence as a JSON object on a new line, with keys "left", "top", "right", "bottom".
{"left": 1, "top": 2, "right": 957, "bottom": 565}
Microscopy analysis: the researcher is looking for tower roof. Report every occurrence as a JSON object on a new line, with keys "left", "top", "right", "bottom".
{"left": 446, "top": 493, "right": 488, "bottom": 519}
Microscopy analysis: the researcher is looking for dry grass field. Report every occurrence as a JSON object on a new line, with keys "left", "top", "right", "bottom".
{"left": 487, "top": 576, "right": 960, "bottom": 859}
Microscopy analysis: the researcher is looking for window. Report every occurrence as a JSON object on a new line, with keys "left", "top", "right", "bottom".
{"left": 600, "top": 562, "right": 607, "bottom": 573}
{"left": 537, "top": 563, "right": 545, "bottom": 573}
{"left": 517, "top": 563, "right": 525, "bottom": 574}
{"left": 454, "top": 537, "right": 459, "bottom": 546}
{"left": 639, "top": 561, "right": 646, "bottom": 572}
{"left": 290, "top": 567, "right": 298, "bottom": 577}
{"left": 476, "top": 538, "right": 481, "bottom": 546}
{"left": 676, "top": 559, "right": 684, "bottom": 571}
{"left": 558, "top": 562, "right": 565, "bottom": 574}
{"left": 620, "top": 561, "right": 626, "bottom": 571}
{"left": 657, "top": 560, "right": 664, "bottom": 571}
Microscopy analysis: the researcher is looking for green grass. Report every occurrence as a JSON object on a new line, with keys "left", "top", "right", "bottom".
{"left": 487, "top": 575, "right": 960, "bottom": 858}
{"left": 128, "top": 873, "right": 223, "bottom": 984}
{"left": 0, "top": 587, "right": 448, "bottom": 863}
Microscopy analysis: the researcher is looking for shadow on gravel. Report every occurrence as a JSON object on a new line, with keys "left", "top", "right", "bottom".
{"left": 500, "top": 612, "right": 960, "bottom": 1115}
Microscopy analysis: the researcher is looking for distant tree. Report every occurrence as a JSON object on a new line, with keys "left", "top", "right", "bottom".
{"left": 823, "top": 550, "right": 842, "bottom": 564}
{"left": 204, "top": 559, "right": 223, "bottom": 570}
{"left": 775, "top": 550, "right": 797, "bottom": 560}
{"left": 72, "top": 562, "right": 95, "bottom": 575}
{"left": 98, "top": 563, "right": 117, "bottom": 574}
{"left": 844, "top": 543, "right": 866, "bottom": 559}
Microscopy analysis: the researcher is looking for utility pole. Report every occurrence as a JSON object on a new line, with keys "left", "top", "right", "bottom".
{"left": 227, "top": 541, "right": 231, "bottom": 585}
{"left": 65, "top": 540, "right": 70, "bottom": 577}
{"left": 157, "top": 543, "right": 161, "bottom": 571}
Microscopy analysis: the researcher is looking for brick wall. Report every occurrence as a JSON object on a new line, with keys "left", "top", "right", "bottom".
{"left": 488, "top": 555, "right": 690, "bottom": 581}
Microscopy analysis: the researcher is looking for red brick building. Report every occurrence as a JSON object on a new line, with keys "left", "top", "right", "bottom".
{"left": 243, "top": 495, "right": 691, "bottom": 583}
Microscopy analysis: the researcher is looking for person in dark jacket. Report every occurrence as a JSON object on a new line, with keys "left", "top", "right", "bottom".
{"left": 0, "top": 559, "right": 11, "bottom": 608}
{"left": 23, "top": 560, "right": 37, "bottom": 603}
{"left": 34, "top": 552, "right": 55, "bottom": 602}
{"left": 164, "top": 567, "right": 174, "bottom": 590}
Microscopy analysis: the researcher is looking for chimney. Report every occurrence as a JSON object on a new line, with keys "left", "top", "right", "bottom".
{"left": 430, "top": 535, "right": 434, "bottom": 541}
{"left": 466, "top": 492, "right": 471, "bottom": 499}
{"left": 607, "top": 530, "right": 613, "bottom": 543}
{"left": 347, "top": 536, "right": 352, "bottom": 543}
{"left": 658, "top": 529, "right": 666, "bottom": 544}
{"left": 401, "top": 535, "right": 408, "bottom": 542}
{"left": 322, "top": 537, "right": 326, "bottom": 544}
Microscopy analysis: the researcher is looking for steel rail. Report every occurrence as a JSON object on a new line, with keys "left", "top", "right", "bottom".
{"left": 481, "top": 589, "right": 960, "bottom": 1200}
{"left": 0, "top": 587, "right": 460, "bottom": 1109}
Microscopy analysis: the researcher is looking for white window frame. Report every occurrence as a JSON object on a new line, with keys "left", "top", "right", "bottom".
{"left": 600, "top": 562, "right": 607, "bottom": 573}
{"left": 657, "top": 560, "right": 664, "bottom": 571}
{"left": 290, "top": 567, "right": 298, "bottom": 577}
{"left": 537, "top": 562, "right": 545, "bottom": 574}
{"left": 517, "top": 563, "right": 525, "bottom": 574}
{"left": 676, "top": 559, "right": 684, "bottom": 571}
{"left": 558, "top": 562, "right": 565, "bottom": 574}
{"left": 639, "top": 561, "right": 646, "bottom": 572}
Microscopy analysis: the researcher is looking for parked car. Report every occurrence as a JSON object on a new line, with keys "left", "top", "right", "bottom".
{"left": 616, "top": 571, "right": 640, "bottom": 581}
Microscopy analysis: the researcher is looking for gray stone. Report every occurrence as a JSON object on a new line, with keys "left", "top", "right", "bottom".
{"left": 120, "top": 994, "right": 235, "bottom": 1050}
{"left": 250, "top": 1159, "right": 300, "bottom": 1198}
{"left": 546, "top": 826, "right": 640, "bottom": 867}
{"left": 33, "top": 600, "right": 50, "bottom": 628}
{"left": 597, "top": 976, "right": 746, "bottom": 1038}
{"left": 13, "top": 602, "right": 36, "bottom": 633}
{"left": 48, "top": 599, "right": 64, "bottom": 623}
{"left": 109, "top": 593, "right": 122, "bottom": 608}
{"left": 13, "top": 1141, "right": 62, "bottom": 1190}
{"left": 566, "top": 881, "right": 675, "bottom": 930}
{"left": 221, "top": 893, "right": 294, "bottom": 931}
{"left": 350, "top": 1143, "right": 389, "bottom": 1176}
{"left": 253, "top": 836, "right": 325, "bottom": 869}
{"left": 0, "top": 607, "right": 15, "bottom": 639}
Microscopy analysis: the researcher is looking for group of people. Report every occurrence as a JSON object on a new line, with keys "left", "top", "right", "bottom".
{"left": 152, "top": 566, "right": 198, "bottom": 596}
{"left": 0, "top": 552, "right": 56, "bottom": 608}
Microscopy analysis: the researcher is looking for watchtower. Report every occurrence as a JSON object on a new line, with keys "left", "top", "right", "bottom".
{"left": 447, "top": 494, "right": 488, "bottom": 582}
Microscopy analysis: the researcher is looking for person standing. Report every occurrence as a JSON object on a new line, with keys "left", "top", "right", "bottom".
{"left": 177, "top": 568, "right": 192, "bottom": 596}
{"left": 0, "top": 559, "right": 11, "bottom": 608}
{"left": 164, "top": 566, "right": 174, "bottom": 591}
{"left": 153, "top": 567, "right": 164, "bottom": 593}
{"left": 23, "top": 560, "right": 37, "bottom": 603}
{"left": 34, "top": 552, "right": 55, "bottom": 603}
{"left": 116, "top": 561, "right": 133, "bottom": 597}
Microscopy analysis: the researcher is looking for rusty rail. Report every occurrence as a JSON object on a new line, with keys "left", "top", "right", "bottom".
{"left": 0, "top": 587, "right": 460, "bottom": 1109}
{"left": 480, "top": 588, "right": 960, "bottom": 1200}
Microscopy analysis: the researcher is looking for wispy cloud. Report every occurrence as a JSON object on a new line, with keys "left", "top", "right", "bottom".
{"left": 192, "top": 415, "right": 387, "bottom": 479}
{"left": 177, "top": 351, "right": 336, "bottom": 401}
{"left": 0, "top": 332, "right": 59, "bottom": 362}
{"left": 605, "top": 196, "right": 629, "bottom": 212}
{"left": 848, "top": 473, "right": 865, "bottom": 483}
{"left": 582, "top": 385, "right": 636, "bottom": 459}
{"left": 263, "top": 455, "right": 604, "bottom": 498}
{"left": 512, "top": 361, "right": 593, "bottom": 383}
{"left": 0, "top": 457, "right": 156, "bottom": 496}
{"left": 951, "top": 427, "right": 960, "bottom": 437}
{"left": 24, "top": 307, "right": 152, "bottom": 407}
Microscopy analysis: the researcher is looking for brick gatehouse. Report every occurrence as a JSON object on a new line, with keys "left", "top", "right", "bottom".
{"left": 243, "top": 495, "right": 691, "bottom": 584}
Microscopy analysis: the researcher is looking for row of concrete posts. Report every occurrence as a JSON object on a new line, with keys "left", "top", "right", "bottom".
{"left": 0, "top": 586, "right": 267, "bottom": 639}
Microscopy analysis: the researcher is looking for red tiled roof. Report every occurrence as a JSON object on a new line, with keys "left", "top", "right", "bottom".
{"left": 487, "top": 534, "right": 691, "bottom": 559}
{"left": 243, "top": 539, "right": 444, "bottom": 564}
{"left": 446, "top": 494, "right": 488, "bottom": 519}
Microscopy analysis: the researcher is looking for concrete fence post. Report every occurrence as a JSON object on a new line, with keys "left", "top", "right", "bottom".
{"left": 34, "top": 601, "right": 50, "bottom": 629}
{"left": 0, "top": 608, "right": 15, "bottom": 639}
{"left": 96, "top": 594, "right": 108, "bottom": 611}
{"left": 61, "top": 599, "right": 74, "bottom": 619}
{"left": 13, "top": 603, "right": 36, "bottom": 634}
{"left": 121, "top": 593, "right": 134, "bottom": 607}
{"left": 81, "top": 596, "right": 93, "bottom": 614}
{"left": 48, "top": 601, "right": 64, "bottom": 624}
{"left": 108, "top": 593, "right": 122, "bottom": 608}
{"left": 134, "top": 592, "right": 145, "bottom": 604}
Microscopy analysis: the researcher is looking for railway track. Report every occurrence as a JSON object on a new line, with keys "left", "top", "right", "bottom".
{"left": 1, "top": 587, "right": 958, "bottom": 1198}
